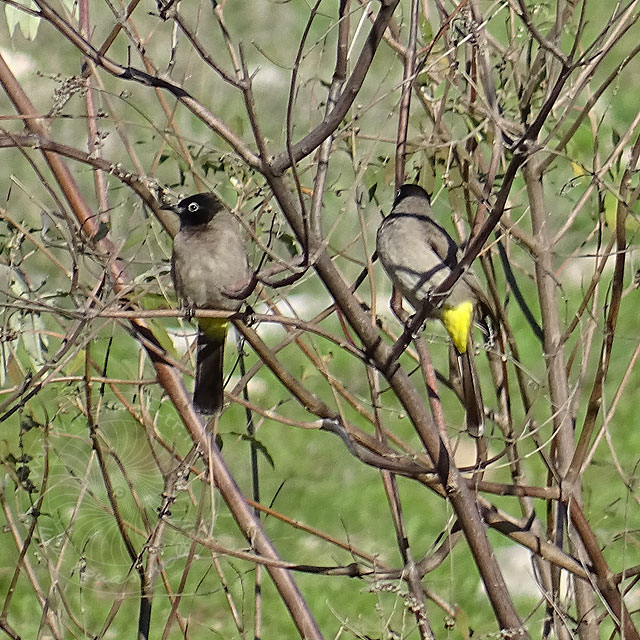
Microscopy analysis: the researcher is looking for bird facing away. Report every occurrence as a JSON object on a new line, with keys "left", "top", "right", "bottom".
{"left": 376, "top": 183, "right": 485, "bottom": 437}
{"left": 169, "top": 193, "right": 250, "bottom": 414}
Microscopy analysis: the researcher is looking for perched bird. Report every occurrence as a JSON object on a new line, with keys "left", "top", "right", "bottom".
{"left": 167, "top": 193, "right": 250, "bottom": 414}
{"left": 376, "top": 184, "right": 487, "bottom": 437}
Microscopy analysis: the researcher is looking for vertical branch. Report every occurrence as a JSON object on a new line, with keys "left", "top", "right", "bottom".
{"left": 367, "top": 367, "right": 434, "bottom": 640}
{"left": 283, "top": 0, "right": 324, "bottom": 254}
{"left": 271, "top": 0, "right": 401, "bottom": 174}
{"left": 0, "top": 46, "right": 325, "bottom": 640}
{"left": 265, "top": 175, "right": 528, "bottom": 638}
{"left": 394, "top": 0, "right": 418, "bottom": 188}
{"left": 79, "top": 0, "right": 110, "bottom": 221}
{"left": 560, "top": 130, "right": 640, "bottom": 639}
{"left": 236, "top": 337, "right": 263, "bottom": 638}
{"left": 568, "top": 500, "right": 639, "bottom": 640}
{"left": 5, "top": 1, "right": 640, "bottom": 637}
{"left": 82, "top": 346, "right": 148, "bottom": 638}
{"left": 523, "top": 159, "right": 577, "bottom": 637}
{"left": 524, "top": 160, "right": 573, "bottom": 473}
{"left": 566, "top": 130, "right": 640, "bottom": 486}
{"left": 0, "top": 490, "right": 63, "bottom": 639}
{"left": 310, "top": 0, "right": 350, "bottom": 239}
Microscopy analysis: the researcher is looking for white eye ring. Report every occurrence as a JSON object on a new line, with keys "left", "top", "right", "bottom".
{"left": 187, "top": 202, "right": 199, "bottom": 213}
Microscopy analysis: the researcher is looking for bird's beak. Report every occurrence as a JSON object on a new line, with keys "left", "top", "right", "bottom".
{"left": 159, "top": 200, "right": 177, "bottom": 212}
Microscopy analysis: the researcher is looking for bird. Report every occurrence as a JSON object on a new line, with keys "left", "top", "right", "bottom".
{"left": 167, "top": 192, "right": 250, "bottom": 414}
{"left": 376, "top": 183, "right": 488, "bottom": 437}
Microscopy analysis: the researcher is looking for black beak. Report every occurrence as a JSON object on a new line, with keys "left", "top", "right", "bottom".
{"left": 159, "top": 200, "right": 177, "bottom": 212}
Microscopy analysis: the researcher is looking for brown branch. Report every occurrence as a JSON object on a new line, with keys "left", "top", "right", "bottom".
{"left": 269, "top": 0, "right": 401, "bottom": 175}
{"left": 568, "top": 500, "right": 639, "bottom": 640}
{"left": 266, "top": 166, "right": 528, "bottom": 638}
{"left": 565, "top": 130, "right": 640, "bottom": 488}
{"left": 393, "top": 0, "right": 418, "bottom": 188}
{"left": 31, "top": 0, "right": 262, "bottom": 170}
{"left": 0, "top": 47, "right": 324, "bottom": 640}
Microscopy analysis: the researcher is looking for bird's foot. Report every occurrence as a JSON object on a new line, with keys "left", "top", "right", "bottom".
{"left": 476, "top": 316, "right": 496, "bottom": 350}
{"left": 181, "top": 303, "right": 195, "bottom": 321}
{"left": 241, "top": 304, "right": 257, "bottom": 326}
{"left": 405, "top": 313, "right": 426, "bottom": 338}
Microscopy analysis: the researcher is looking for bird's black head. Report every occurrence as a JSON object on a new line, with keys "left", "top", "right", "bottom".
{"left": 393, "top": 183, "right": 430, "bottom": 207}
{"left": 167, "top": 192, "right": 225, "bottom": 227}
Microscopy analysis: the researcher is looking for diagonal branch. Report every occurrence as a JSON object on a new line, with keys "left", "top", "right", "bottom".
{"left": 270, "top": 0, "right": 401, "bottom": 175}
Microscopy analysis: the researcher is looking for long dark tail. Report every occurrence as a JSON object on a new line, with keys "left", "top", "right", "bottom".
{"left": 194, "top": 327, "right": 226, "bottom": 414}
{"left": 458, "top": 349, "right": 484, "bottom": 438}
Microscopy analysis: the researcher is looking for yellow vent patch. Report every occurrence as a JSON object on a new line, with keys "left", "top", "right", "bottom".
{"left": 198, "top": 317, "right": 229, "bottom": 342}
{"left": 441, "top": 301, "right": 473, "bottom": 353}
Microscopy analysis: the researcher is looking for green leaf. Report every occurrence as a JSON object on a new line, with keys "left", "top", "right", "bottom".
{"left": 5, "top": 4, "right": 20, "bottom": 38}
{"left": 231, "top": 432, "right": 275, "bottom": 468}
{"left": 20, "top": 415, "right": 40, "bottom": 432}
{"left": 93, "top": 221, "right": 110, "bottom": 242}
{"left": 63, "top": 349, "right": 85, "bottom": 376}
{"left": 419, "top": 15, "right": 433, "bottom": 42}
{"left": 5, "top": 2, "right": 40, "bottom": 40}
{"left": 61, "top": 0, "right": 77, "bottom": 15}
{"left": 611, "top": 129, "right": 621, "bottom": 147}
{"left": 277, "top": 232, "right": 300, "bottom": 258}
{"left": 149, "top": 320, "right": 179, "bottom": 359}
{"left": 0, "top": 265, "right": 48, "bottom": 377}
{"left": 604, "top": 191, "right": 640, "bottom": 237}
{"left": 419, "top": 152, "right": 436, "bottom": 195}
{"left": 139, "top": 292, "right": 175, "bottom": 310}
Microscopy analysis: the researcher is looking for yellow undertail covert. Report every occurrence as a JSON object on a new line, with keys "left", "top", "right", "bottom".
{"left": 440, "top": 300, "right": 473, "bottom": 353}
{"left": 198, "top": 317, "right": 228, "bottom": 342}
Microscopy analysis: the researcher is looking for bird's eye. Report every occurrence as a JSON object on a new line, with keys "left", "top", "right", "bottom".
{"left": 187, "top": 202, "right": 199, "bottom": 213}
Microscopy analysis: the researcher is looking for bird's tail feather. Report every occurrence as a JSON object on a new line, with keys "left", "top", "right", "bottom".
{"left": 458, "top": 348, "right": 484, "bottom": 438}
{"left": 194, "top": 319, "right": 228, "bottom": 414}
